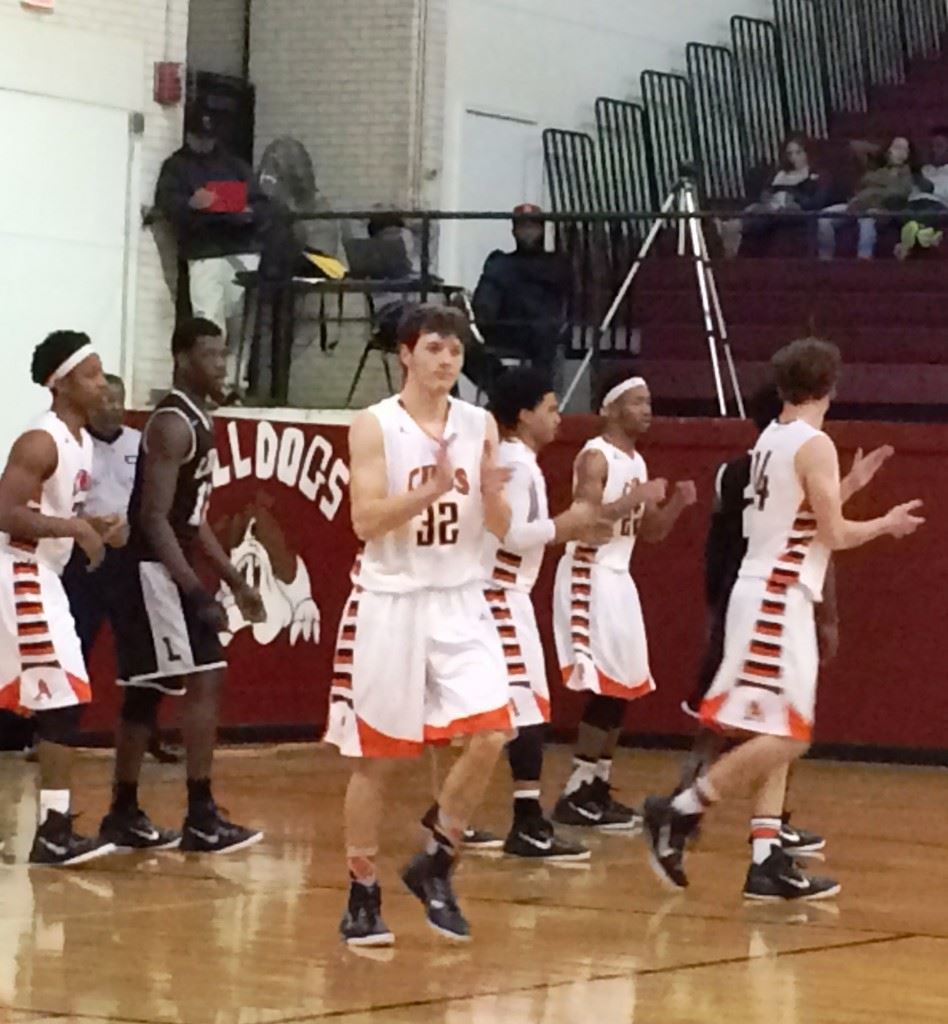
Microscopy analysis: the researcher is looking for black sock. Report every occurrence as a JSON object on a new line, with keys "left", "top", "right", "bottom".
{"left": 512, "top": 788, "right": 543, "bottom": 825}
{"left": 187, "top": 777, "right": 214, "bottom": 816}
{"left": 112, "top": 781, "right": 138, "bottom": 814}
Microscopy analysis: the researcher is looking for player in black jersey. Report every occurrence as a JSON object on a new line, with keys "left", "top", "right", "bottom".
{"left": 102, "top": 318, "right": 265, "bottom": 853}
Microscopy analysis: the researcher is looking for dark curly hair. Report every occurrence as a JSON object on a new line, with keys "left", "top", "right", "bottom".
{"left": 31, "top": 330, "right": 91, "bottom": 387}
{"left": 488, "top": 366, "right": 554, "bottom": 431}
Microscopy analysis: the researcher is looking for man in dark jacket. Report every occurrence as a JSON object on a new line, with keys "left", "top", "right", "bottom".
{"left": 155, "top": 106, "right": 268, "bottom": 386}
{"left": 472, "top": 204, "right": 571, "bottom": 389}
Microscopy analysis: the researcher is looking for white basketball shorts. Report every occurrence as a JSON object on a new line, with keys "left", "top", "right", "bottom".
{"left": 700, "top": 576, "right": 818, "bottom": 741}
{"left": 0, "top": 551, "right": 89, "bottom": 714}
{"left": 323, "top": 582, "right": 512, "bottom": 758}
{"left": 483, "top": 586, "right": 550, "bottom": 729}
{"left": 553, "top": 554, "right": 655, "bottom": 701}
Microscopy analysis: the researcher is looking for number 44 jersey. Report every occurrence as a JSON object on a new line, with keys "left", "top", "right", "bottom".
{"left": 354, "top": 396, "right": 490, "bottom": 593}
{"left": 739, "top": 418, "right": 831, "bottom": 602}
{"left": 127, "top": 389, "right": 216, "bottom": 563}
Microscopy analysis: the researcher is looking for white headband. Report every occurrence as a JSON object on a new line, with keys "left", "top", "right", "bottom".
{"left": 600, "top": 376, "right": 647, "bottom": 414}
{"left": 45, "top": 344, "right": 96, "bottom": 388}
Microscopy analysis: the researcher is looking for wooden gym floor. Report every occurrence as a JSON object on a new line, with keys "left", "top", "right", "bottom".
{"left": 0, "top": 744, "right": 946, "bottom": 1023}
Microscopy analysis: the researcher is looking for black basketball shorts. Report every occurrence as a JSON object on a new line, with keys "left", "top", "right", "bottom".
{"left": 113, "top": 559, "right": 226, "bottom": 695}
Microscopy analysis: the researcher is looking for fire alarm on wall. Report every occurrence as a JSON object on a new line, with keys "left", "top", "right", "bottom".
{"left": 154, "top": 61, "right": 183, "bottom": 106}
{"left": 21, "top": 0, "right": 54, "bottom": 9}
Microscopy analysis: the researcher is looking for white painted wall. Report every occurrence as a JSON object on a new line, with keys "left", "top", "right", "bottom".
{"left": 439, "top": 0, "right": 773, "bottom": 284}
{"left": 0, "top": 0, "right": 190, "bottom": 435}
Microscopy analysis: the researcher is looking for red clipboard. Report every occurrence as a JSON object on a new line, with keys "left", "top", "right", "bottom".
{"left": 205, "top": 180, "right": 248, "bottom": 213}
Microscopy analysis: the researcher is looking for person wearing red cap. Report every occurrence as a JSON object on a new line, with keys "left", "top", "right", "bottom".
{"left": 472, "top": 204, "right": 571, "bottom": 391}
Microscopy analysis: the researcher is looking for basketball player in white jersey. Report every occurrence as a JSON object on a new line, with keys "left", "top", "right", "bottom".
{"left": 552, "top": 373, "right": 696, "bottom": 830}
{"left": 0, "top": 331, "right": 121, "bottom": 865}
{"left": 645, "top": 338, "right": 923, "bottom": 900}
{"left": 479, "top": 367, "right": 611, "bottom": 860}
{"left": 325, "top": 305, "right": 514, "bottom": 946}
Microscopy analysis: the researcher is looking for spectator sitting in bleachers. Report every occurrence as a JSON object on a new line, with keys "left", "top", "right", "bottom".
{"left": 817, "top": 135, "right": 922, "bottom": 260}
{"left": 718, "top": 135, "right": 827, "bottom": 258}
{"left": 896, "top": 125, "right": 948, "bottom": 259}
{"left": 472, "top": 204, "right": 570, "bottom": 389}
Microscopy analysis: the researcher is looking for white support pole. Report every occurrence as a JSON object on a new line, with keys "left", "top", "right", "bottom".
{"left": 560, "top": 190, "right": 678, "bottom": 410}
{"left": 683, "top": 186, "right": 727, "bottom": 416}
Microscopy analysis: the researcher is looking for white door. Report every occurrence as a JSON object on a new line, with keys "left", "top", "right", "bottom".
{"left": 0, "top": 90, "right": 132, "bottom": 456}
{"left": 451, "top": 110, "right": 543, "bottom": 291}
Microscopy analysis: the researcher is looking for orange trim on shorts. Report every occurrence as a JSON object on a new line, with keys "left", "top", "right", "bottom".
{"left": 534, "top": 692, "right": 551, "bottom": 723}
{"left": 423, "top": 704, "right": 512, "bottom": 744}
{"left": 786, "top": 705, "right": 812, "bottom": 742}
{"left": 355, "top": 716, "right": 424, "bottom": 759}
{"left": 698, "top": 692, "right": 730, "bottom": 734}
{"left": 0, "top": 677, "right": 22, "bottom": 712}
{"left": 560, "top": 663, "right": 653, "bottom": 701}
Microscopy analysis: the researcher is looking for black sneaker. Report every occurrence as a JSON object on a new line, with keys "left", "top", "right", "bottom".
{"left": 462, "top": 826, "right": 503, "bottom": 850}
{"left": 780, "top": 814, "right": 825, "bottom": 856}
{"left": 99, "top": 808, "right": 181, "bottom": 851}
{"left": 589, "top": 778, "right": 643, "bottom": 831}
{"left": 503, "top": 817, "right": 590, "bottom": 862}
{"left": 643, "top": 796, "right": 700, "bottom": 890}
{"left": 339, "top": 882, "right": 395, "bottom": 947}
{"left": 401, "top": 850, "right": 470, "bottom": 941}
{"left": 743, "top": 847, "right": 841, "bottom": 901}
{"left": 180, "top": 805, "right": 263, "bottom": 855}
{"left": 29, "top": 811, "right": 117, "bottom": 867}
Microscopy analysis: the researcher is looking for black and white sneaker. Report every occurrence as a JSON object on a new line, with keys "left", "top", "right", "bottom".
{"left": 643, "top": 796, "right": 700, "bottom": 890}
{"left": 401, "top": 850, "right": 470, "bottom": 941}
{"left": 462, "top": 826, "right": 503, "bottom": 850}
{"left": 180, "top": 806, "right": 263, "bottom": 855}
{"left": 340, "top": 883, "right": 395, "bottom": 947}
{"left": 589, "top": 779, "right": 643, "bottom": 831}
{"left": 29, "top": 811, "right": 117, "bottom": 868}
{"left": 553, "top": 781, "right": 639, "bottom": 831}
{"left": 503, "top": 817, "right": 590, "bottom": 862}
{"left": 743, "top": 847, "right": 841, "bottom": 901}
{"left": 779, "top": 814, "right": 825, "bottom": 856}
{"left": 99, "top": 808, "right": 181, "bottom": 851}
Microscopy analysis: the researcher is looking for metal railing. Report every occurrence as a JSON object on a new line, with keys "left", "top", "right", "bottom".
{"left": 687, "top": 43, "right": 750, "bottom": 202}
{"left": 543, "top": 0, "right": 946, "bottom": 220}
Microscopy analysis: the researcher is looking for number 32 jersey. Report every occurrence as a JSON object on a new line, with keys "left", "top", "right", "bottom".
{"left": 127, "top": 389, "right": 216, "bottom": 563}
{"left": 354, "top": 396, "right": 490, "bottom": 593}
{"left": 739, "top": 418, "right": 831, "bottom": 601}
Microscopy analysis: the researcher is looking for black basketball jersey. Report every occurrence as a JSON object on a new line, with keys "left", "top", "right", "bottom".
{"left": 704, "top": 453, "right": 751, "bottom": 611}
{"left": 127, "top": 389, "right": 216, "bottom": 562}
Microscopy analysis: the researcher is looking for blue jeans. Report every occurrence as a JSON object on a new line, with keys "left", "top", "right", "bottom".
{"left": 817, "top": 205, "right": 877, "bottom": 259}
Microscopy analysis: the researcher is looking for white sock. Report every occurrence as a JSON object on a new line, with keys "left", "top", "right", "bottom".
{"left": 39, "top": 789, "right": 70, "bottom": 824}
{"left": 751, "top": 817, "right": 782, "bottom": 864}
{"left": 564, "top": 757, "right": 597, "bottom": 795}
{"left": 513, "top": 788, "right": 541, "bottom": 802}
{"left": 595, "top": 758, "right": 612, "bottom": 783}
{"left": 670, "top": 777, "right": 718, "bottom": 817}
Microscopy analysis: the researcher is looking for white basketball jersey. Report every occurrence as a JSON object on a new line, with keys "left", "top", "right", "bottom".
{"left": 739, "top": 418, "right": 831, "bottom": 601}
{"left": 355, "top": 396, "right": 489, "bottom": 593}
{"left": 566, "top": 436, "right": 647, "bottom": 572}
{"left": 1, "top": 411, "right": 92, "bottom": 574}
{"left": 484, "top": 439, "right": 549, "bottom": 593}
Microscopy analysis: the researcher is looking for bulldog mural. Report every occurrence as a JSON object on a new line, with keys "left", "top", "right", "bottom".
{"left": 214, "top": 495, "right": 321, "bottom": 647}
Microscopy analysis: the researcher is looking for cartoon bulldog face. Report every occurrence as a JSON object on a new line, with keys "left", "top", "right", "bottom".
{"left": 216, "top": 496, "right": 320, "bottom": 648}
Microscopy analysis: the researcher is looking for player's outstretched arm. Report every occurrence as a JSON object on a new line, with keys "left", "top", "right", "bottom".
{"left": 639, "top": 480, "right": 698, "bottom": 543}
{"left": 139, "top": 413, "right": 205, "bottom": 594}
{"left": 798, "top": 434, "right": 924, "bottom": 551}
{"left": 348, "top": 410, "right": 452, "bottom": 542}
{"left": 0, "top": 431, "right": 104, "bottom": 567}
{"left": 840, "top": 444, "right": 894, "bottom": 503}
{"left": 481, "top": 414, "right": 512, "bottom": 540}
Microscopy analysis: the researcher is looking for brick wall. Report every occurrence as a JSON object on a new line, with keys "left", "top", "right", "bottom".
{"left": 1, "top": 0, "right": 191, "bottom": 407}
{"left": 248, "top": 0, "right": 448, "bottom": 407}
{"left": 187, "top": 0, "right": 245, "bottom": 78}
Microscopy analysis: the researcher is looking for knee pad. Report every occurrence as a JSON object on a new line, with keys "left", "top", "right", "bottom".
{"left": 582, "top": 694, "right": 627, "bottom": 731}
{"left": 34, "top": 704, "right": 83, "bottom": 746}
{"left": 507, "top": 723, "right": 546, "bottom": 781}
{"left": 121, "top": 686, "right": 163, "bottom": 728}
